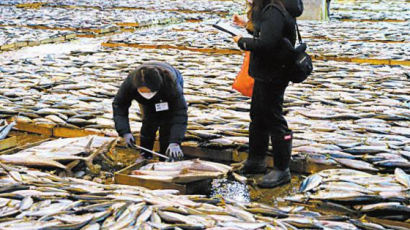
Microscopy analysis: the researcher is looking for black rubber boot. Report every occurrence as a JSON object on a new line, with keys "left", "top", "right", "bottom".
{"left": 240, "top": 122, "right": 268, "bottom": 174}
{"left": 139, "top": 135, "right": 154, "bottom": 159}
{"left": 258, "top": 168, "right": 291, "bottom": 188}
{"left": 241, "top": 157, "right": 267, "bottom": 174}
{"left": 258, "top": 132, "right": 292, "bottom": 188}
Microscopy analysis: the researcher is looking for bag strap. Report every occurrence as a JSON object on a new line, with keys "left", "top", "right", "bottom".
{"left": 295, "top": 22, "right": 303, "bottom": 44}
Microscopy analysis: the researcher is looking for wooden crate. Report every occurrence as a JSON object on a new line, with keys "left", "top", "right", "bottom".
{"left": 0, "top": 136, "right": 17, "bottom": 151}
{"left": 114, "top": 161, "right": 212, "bottom": 195}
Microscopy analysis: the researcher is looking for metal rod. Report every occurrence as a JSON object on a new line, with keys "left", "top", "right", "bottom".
{"left": 131, "top": 144, "right": 170, "bottom": 160}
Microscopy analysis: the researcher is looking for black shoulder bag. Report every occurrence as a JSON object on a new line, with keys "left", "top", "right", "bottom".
{"left": 288, "top": 23, "right": 313, "bottom": 83}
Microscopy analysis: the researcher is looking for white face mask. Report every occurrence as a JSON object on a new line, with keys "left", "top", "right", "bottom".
{"left": 138, "top": 90, "right": 157, "bottom": 99}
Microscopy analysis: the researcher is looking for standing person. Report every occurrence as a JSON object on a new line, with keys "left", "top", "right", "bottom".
{"left": 112, "top": 62, "right": 187, "bottom": 160}
{"left": 326, "top": 0, "right": 331, "bottom": 17}
{"left": 233, "top": 0, "right": 301, "bottom": 188}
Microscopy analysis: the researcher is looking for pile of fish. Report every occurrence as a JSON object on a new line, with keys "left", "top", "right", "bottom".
{"left": 0, "top": 0, "right": 49, "bottom": 5}
{"left": 0, "top": 26, "right": 75, "bottom": 49}
{"left": 286, "top": 168, "right": 410, "bottom": 224}
{"left": 44, "top": 0, "right": 242, "bottom": 14}
{"left": 1, "top": 44, "right": 409, "bottom": 173}
{"left": 0, "top": 6, "right": 118, "bottom": 33}
{"left": 131, "top": 159, "right": 231, "bottom": 184}
{"left": 331, "top": 0, "right": 410, "bottom": 21}
{"left": 1, "top": 163, "right": 407, "bottom": 230}
{"left": 109, "top": 22, "right": 239, "bottom": 50}
{"left": 299, "top": 20, "right": 409, "bottom": 42}
{"left": 0, "top": 135, "right": 117, "bottom": 176}
{"left": 0, "top": 5, "right": 206, "bottom": 34}
{"left": 108, "top": 20, "right": 410, "bottom": 61}
{"left": 0, "top": 0, "right": 409, "bottom": 228}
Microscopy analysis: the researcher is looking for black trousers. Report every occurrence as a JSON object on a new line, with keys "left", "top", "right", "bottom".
{"left": 140, "top": 120, "right": 172, "bottom": 156}
{"left": 249, "top": 80, "right": 291, "bottom": 161}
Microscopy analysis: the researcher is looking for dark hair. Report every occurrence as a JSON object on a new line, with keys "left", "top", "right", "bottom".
{"left": 133, "top": 65, "right": 179, "bottom": 98}
{"left": 251, "top": 0, "right": 284, "bottom": 22}
{"left": 134, "top": 66, "right": 163, "bottom": 92}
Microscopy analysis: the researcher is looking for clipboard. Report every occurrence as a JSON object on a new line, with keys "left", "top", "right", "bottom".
{"left": 212, "top": 20, "right": 251, "bottom": 37}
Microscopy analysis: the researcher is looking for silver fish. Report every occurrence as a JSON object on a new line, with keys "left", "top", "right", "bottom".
{"left": 394, "top": 168, "right": 410, "bottom": 188}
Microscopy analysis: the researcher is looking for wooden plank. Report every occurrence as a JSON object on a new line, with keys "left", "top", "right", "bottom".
{"left": 0, "top": 138, "right": 52, "bottom": 155}
{"left": 0, "top": 136, "right": 17, "bottom": 151}
{"left": 14, "top": 122, "right": 53, "bottom": 136}
{"left": 115, "top": 161, "right": 212, "bottom": 194}
{"left": 391, "top": 60, "right": 410, "bottom": 66}
{"left": 14, "top": 41, "right": 28, "bottom": 48}
{"left": 40, "top": 38, "right": 53, "bottom": 44}
{"left": 52, "top": 36, "right": 65, "bottom": 43}
{"left": 53, "top": 127, "right": 103, "bottom": 138}
{"left": 116, "top": 22, "right": 140, "bottom": 27}
{"left": 1, "top": 43, "right": 16, "bottom": 50}
{"left": 65, "top": 34, "right": 77, "bottom": 40}
{"left": 183, "top": 146, "right": 233, "bottom": 162}
{"left": 351, "top": 58, "right": 390, "bottom": 65}
{"left": 115, "top": 162, "right": 187, "bottom": 194}
{"left": 28, "top": 41, "right": 41, "bottom": 46}
{"left": 16, "top": 2, "right": 43, "bottom": 8}
{"left": 101, "top": 43, "right": 242, "bottom": 55}
{"left": 115, "top": 173, "right": 187, "bottom": 193}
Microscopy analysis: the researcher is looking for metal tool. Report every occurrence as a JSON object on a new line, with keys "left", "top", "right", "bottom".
{"left": 130, "top": 144, "right": 170, "bottom": 160}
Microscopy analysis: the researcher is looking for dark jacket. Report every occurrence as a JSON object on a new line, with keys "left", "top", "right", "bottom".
{"left": 112, "top": 62, "right": 187, "bottom": 143}
{"left": 238, "top": 4, "right": 296, "bottom": 84}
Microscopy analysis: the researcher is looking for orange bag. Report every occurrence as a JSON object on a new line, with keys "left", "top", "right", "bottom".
{"left": 232, "top": 51, "right": 254, "bottom": 97}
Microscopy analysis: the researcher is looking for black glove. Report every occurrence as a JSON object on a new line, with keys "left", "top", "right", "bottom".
{"left": 123, "top": 133, "right": 135, "bottom": 148}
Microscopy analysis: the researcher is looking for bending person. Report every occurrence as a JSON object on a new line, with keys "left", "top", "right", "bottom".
{"left": 113, "top": 62, "right": 187, "bottom": 160}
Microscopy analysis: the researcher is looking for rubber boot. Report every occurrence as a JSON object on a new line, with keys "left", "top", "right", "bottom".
{"left": 258, "top": 132, "right": 292, "bottom": 188}
{"left": 241, "top": 154, "right": 267, "bottom": 174}
{"left": 240, "top": 123, "right": 268, "bottom": 174}
{"left": 139, "top": 135, "right": 155, "bottom": 160}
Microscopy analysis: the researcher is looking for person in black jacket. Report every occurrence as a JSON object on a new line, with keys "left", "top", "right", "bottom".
{"left": 327, "top": 0, "right": 331, "bottom": 17}
{"left": 233, "top": 0, "right": 300, "bottom": 188}
{"left": 112, "top": 62, "right": 187, "bottom": 160}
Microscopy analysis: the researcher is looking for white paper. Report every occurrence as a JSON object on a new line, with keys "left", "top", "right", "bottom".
{"left": 212, "top": 21, "right": 251, "bottom": 38}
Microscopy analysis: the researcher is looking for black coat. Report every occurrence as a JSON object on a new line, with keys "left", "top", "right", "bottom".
{"left": 112, "top": 62, "right": 187, "bottom": 144}
{"left": 238, "top": 4, "right": 296, "bottom": 84}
